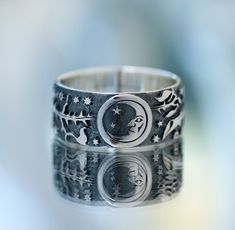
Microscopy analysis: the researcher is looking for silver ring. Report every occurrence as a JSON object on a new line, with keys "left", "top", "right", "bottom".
{"left": 53, "top": 66, "right": 185, "bottom": 148}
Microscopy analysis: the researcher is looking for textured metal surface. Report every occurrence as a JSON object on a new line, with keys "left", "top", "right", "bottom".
{"left": 53, "top": 67, "right": 185, "bottom": 148}
{"left": 53, "top": 138, "right": 183, "bottom": 207}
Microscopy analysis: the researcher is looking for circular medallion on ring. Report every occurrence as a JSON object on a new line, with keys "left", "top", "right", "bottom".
{"left": 97, "top": 155, "right": 152, "bottom": 207}
{"left": 97, "top": 94, "right": 152, "bottom": 147}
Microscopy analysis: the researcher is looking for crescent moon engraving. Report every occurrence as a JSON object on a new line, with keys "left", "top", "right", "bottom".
{"left": 97, "top": 94, "right": 152, "bottom": 147}
{"left": 106, "top": 100, "right": 147, "bottom": 143}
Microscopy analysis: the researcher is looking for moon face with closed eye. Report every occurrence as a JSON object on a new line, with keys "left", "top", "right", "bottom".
{"left": 97, "top": 94, "right": 152, "bottom": 147}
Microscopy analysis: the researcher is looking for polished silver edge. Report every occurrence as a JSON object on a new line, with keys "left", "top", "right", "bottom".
{"left": 55, "top": 66, "right": 181, "bottom": 95}
{"left": 54, "top": 135, "right": 182, "bottom": 153}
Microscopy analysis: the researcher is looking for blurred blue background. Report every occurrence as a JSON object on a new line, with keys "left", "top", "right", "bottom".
{"left": 1, "top": 1, "right": 235, "bottom": 229}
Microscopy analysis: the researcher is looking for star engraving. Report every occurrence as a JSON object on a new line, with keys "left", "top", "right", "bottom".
{"left": 113, "top": 184, "right": 120, "bottom": 197}
{"left": 73, "top": 96, "right": 80, "bottom": 103}
{"left": 157, "top": 120, "right": 163, "bottom": 127}
{"left": 152, "top": 134, "right": 160, "bottom": 143}
{"left": 153, "top": 153, "right": 159, "bottom": 162}
{"left": 73, "top": 192, "right": 79, "bottom": 199}
{"left": 112, "top": 107, "right": 121, "bottom": 115}
{"left": 158, "top": 165, "right": 163, "bottom": 175}
{"left": 174, "top": 145, "right": 179, "bottom": 155}
{"left": 58, "top": 92, "right": 64, "bottom": 101}
{"left": 110, "top": 122, "right": 116, "bottom": 129}
{"left": 158, "top": 169, "right": 163, "bottom": 175}
{"left": 92, "top": 138, "right": 99, "bottom": 146}
{"left": 84, "top": 190, "right": 91, "bottom": 202}
{"left": 110, "top": 171, "right": 115, "bottom": 181}
{"left": 92, "top": 153, "right": 99, "bottom": 163}
{"left": 84, "top": 96, "right": 92, "bottom": 105}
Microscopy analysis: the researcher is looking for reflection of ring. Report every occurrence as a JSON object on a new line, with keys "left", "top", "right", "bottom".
{"left": 53, "top": 66, "right": 185, "bottom": 147}
{"left": 53, "top": 137, "right": 183, "bottom": 207}
{"left": 97, "top": 154, "right": 152, "bottom": 207}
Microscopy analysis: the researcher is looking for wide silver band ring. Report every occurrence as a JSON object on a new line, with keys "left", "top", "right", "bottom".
{"left": 53, "top": 66, "right": 185, "bottom": 148}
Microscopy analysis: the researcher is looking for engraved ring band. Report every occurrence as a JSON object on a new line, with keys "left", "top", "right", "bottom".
{"left": 53, "top": 66, "right": 185, "bottom": 149}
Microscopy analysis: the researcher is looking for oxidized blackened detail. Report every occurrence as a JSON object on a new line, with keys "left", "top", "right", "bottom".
{"left": 53, "top": 92, "right": 95, "bottom": 146}
{"left": 53, "top": 138, "right": 183, "bottom": 207}
{"left": 151, "top": 87, "right": 185, "bottom": 144}
{"left": 53, "top": 85, "right": 185, "bottom": 147}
